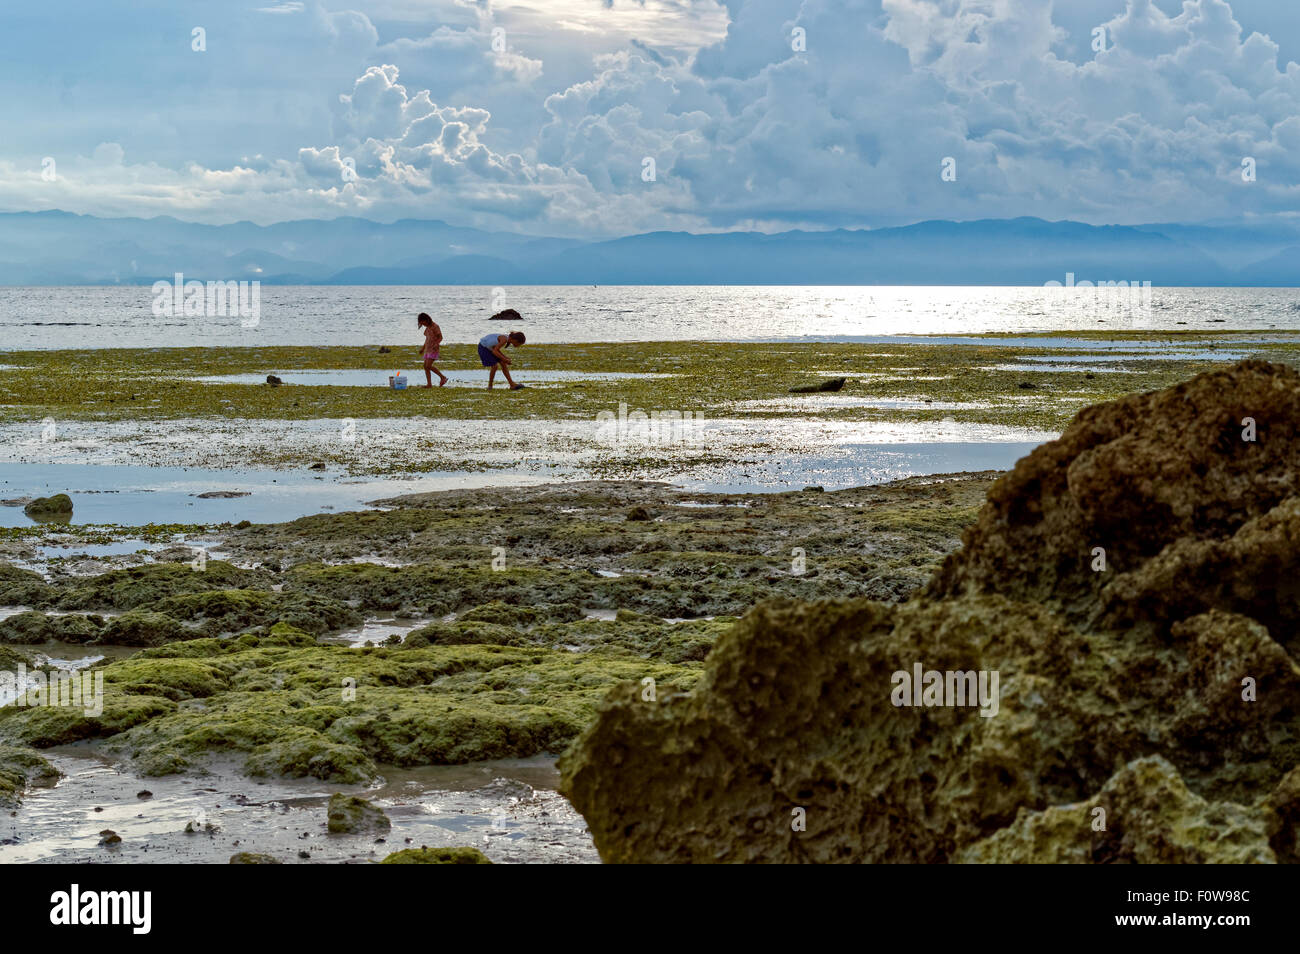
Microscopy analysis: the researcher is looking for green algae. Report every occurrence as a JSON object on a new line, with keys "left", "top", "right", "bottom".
{"left": 3, "top": 335, "right": 1297, "bottom": 441}
{"left": 49, "top": 561, "right": 268, "bottom": 612}
{"left": 380, "top": 846, "right": 491, "bottom": 864}
{"left": 0, "top": 629, "right": 699, "bottom": 784}
{"left": 406, "top": 603, "right": 734, "bottom": 663}
{"left": 0, "top": 745, "right": 60, "bottom": 806}
{"left": 141, "top": 589, "right": 361, "bottom": 638}
{"left": 24, "top": 494, "right": 73, "bottom": 518}
{"left": 0, "top": 476, "right": 1003, "bottom": 789}
{"left": 0, "top": 611, "right": 105, "bottom": 645}
{"left": 0, "top": 564, "right": 53, "bottom": 606}
{"left": 327, "top": 793, "right": 391, "bottom": 834}
{"left": 0, "top": 644, "right": 30, "bottom": 670}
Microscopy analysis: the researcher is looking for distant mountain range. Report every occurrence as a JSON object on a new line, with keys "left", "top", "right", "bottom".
{"left": 1, "top": 210, "right": 1298, "bottom": 285}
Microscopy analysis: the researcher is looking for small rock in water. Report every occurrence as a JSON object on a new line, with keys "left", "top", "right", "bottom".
{"left": 99, "top": 830, "right": 122, "bottom": 846}
{"left": 327, "top": 793, "right": 391, "bottom": 835}
{"left": 137, "top": 790, "right": 153, "bottom": 800}
{"left": 193, "top": 491, "right": 251, "bottom": 499}
{"left": 266, "top": 375, "right": 283, "bottom": 386}
{"left": 789, "top": 377, "right": 846, "bottom": 394}
{"left": 380, "top": 846, "right": 492, "bottom": 864}
{"left": 24, "top": 494, "right": 73, "bottom": 517}
{"left": 229, "top": 852, "right": 282, "bottom": 864}
{"left": 626, "top": 506, "right": 651, "bottom": 521}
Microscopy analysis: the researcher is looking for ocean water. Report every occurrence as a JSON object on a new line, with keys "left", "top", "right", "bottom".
{"left": 1, "top": 285, "right": 1297, "bottom": 350}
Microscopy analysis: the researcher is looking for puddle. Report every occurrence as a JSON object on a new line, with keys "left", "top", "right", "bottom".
{"left": 194, "top": 369, "right": 670, "bottom": 388}
{"left": 0, "top": 416, "right": 1055, "bottom": 523}
{"left": 0, "top": 461, "right": 559, "bottom": 528}
{"left": 989, "top": 364, "right": 1139, "bottom": 374}
{"left": 0, "top": 749, "right": 596, "bottom": 864}
{"left": 679, "top": 440, "right": 1046, "bottom": 493}
{"left": 728, "top": 396, "right": 991, "bottom": 412}
{"left": 1012, "top": 351, "right": 1249, "bottom": 365}
{"left": 319, "top": 618, "right": 427, "bottom": 648}
{"left": 36, "top": 540, "right": 165, "bottom": 559}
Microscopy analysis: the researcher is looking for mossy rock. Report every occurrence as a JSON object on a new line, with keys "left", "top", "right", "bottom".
{"left": 0, "top": 611, "right": 105, "bottom": 645}
{"left": 327, "top": 793, "right": 391, "bottom": 834}
{"left": 1, "top": 639, "right": 698, "bottom": 783}
{"left": 0, "top": 564, "right": 55, "bottom": 607}
{"left": 0, "top": 690, "right": 176, "bottom": 747}
{"left": 100, "top": 610, "right": 190, "bottom": 646}
{"left": 24, "top": 494, "right": 73, "bottom": 516}
{"left": 51, "top": 561, "right": 267, "bottom": 612}
{"left": 229, "top": 852, "right": 282, "bottom": 864}
{"left": 0, "top": 745, "right": 60, "bottom": 805}
{"left": 405, "top": 620, "right": 528, "bottom": 648}
{"left": 141, "top": 589, "right": 360, "bottom": 637}
{"left": 380, "top": 846, "right": 492, "bottom": 864}
{"left": 0, "top": 644, "right": 30, "bottom": 670}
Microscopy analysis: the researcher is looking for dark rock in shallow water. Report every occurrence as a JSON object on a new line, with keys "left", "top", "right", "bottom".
{"left": 789, "top": 377, "right": 846, "bottom": 393}
{"left": 327, "top": 793, "right": 391, "bottom": 834}
{"left": 24, "top": 494, "right": 73, "bottom": 517}
{"left": 266, "top": 375, "right": 283, "bottom": 386}
{"left": 380, "top": 846, "right": 491, "bottom": 864}
{"left": 559, "top": 361, "right": 1300, "bottom": 863}
{"left": 230, "top": 852, "right": 282, "bottom": 864}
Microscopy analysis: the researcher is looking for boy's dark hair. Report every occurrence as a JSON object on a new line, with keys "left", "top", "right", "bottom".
{"left": 491, "top": 308, "right": 522, "bottom": 321}
{"left": 508, "top": 331, "right": 526, "bottom": 345}
{"left": 417, "top": 313, "right": 432, "bottom": 326}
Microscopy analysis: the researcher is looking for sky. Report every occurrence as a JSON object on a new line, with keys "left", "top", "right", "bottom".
{"left": 1, "top": 0, "right": 1298, "bottom": 237}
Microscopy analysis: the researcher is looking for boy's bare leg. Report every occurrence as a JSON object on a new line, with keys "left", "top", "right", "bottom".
{"left": 488, "top": 366, "right": 497, "bottom": 389}
{"left": 501, "top": 364, "right": 518, "bottom": 388}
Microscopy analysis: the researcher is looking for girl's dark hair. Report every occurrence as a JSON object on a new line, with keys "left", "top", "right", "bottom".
{"left": 509, "top": 331, "right": 526, "bottom": 345}
{"left": 417, "top": 313, "right": 432, "bottom": 326}
{"left": 491, "top": 308, "right": 522, "bottom": 321}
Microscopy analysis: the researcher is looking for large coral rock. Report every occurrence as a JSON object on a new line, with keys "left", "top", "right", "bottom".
{"left": 956, "top": 757, "right": 1275, "bottom": 864}
{"left": 559, "top": 361, "right": 1300, "bottom": 863}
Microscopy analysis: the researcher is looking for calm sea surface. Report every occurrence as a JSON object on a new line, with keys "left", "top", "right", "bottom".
{"left": 1, "top": 285, "right": 1297, "bottom": 350}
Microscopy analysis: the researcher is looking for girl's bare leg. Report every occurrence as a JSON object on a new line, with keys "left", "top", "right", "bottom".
{"left": 423, "top": 359, "right": 433, "bottom": 387}
{"left": 432, "top": 364, "right": 448, "bottom": 386}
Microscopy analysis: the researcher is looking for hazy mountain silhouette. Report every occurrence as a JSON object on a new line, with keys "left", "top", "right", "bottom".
{"left": 2, "top": 210, "right": 1297, "bottom": 285}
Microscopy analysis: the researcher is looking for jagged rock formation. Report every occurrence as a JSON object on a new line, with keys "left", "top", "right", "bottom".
{"left": 559, "top": 361, "right": 1300, "bottom": 863}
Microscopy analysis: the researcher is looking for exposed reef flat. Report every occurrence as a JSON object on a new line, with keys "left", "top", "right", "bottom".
{"left": 0, "top": 472, "right": 993, "bottom": 864}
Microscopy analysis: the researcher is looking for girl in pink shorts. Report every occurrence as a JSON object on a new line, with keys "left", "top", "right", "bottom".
{"left": 417, "top": 313, "right": 448, "bottom": 387}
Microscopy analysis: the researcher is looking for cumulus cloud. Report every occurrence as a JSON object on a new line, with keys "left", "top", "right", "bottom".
{"left": 3, "top": 0, "right": 1299, "bottom": 234}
